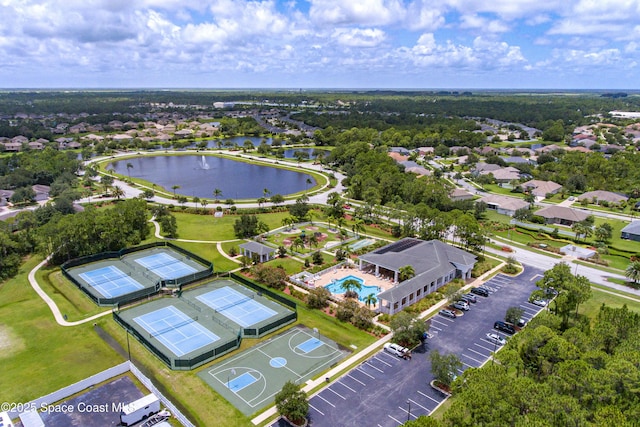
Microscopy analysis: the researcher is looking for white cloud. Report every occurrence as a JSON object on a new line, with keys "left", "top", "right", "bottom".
{"left": 459, "top": 14, "right": 510, "bottom": 33}
{"left": 332, "top": 28, "right": 386, "bottom": 47}
{"left": 308, "top": 0, "right": 405, "bottom": 26}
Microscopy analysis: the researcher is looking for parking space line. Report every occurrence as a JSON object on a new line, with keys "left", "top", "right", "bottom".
{"left": 530, "top": 274, "right": 542, "bottom": 281}
{"left": 436, "top": 316, "right": 455, "bottom": 323}
{"left": 388, "top": 414, "right": 403, "bottom": 425}
{"left": 375, "top": 355, "right": 394, "bottom": 367}
{"left": 366, "top": 361, "right": 385, "bottom": 373}
{"left": 475, "top": 342, "right": 495, "bottom": 351}
{"left": 467, "top": 347, "right": 489, "bottom": 358}
{"left": 462, "top": 360, "right": 476, "bottom": 369}
{"left": 309, "top": 403, "right": 325, "bottom": 416}
{"left": 317, "top": 394, "right": 336, "bottom": 407}
{"left": 408, "top": 398, "right": 430, "bottom": 413}
{"left": 430, "top": 319, "right": 449, "bottom": 326}
{"left": 429, "top": 324, "right": 443, "bottom": 331}
{"left": 399, "top": 406, "right": 417, "bottom": 419}
{"left": 347, "top": 373, "right": 366, "bottom": 386}
{"left": 357, "top": 367, "right": 376, "bottom": 379}
{"left": 327, "top": 387, "right": 346, "bottom": 400}
{"left": 520, "top": 304, "right": 538, "bottom": 312}
{"left": 462, "top": 353, "right": 484, "bottom": 364}
{"left": 336, "top": 381, "right": 357, "bottom": 393}
{"left": 417, "top": 390, "right": 441, "bottom": 404}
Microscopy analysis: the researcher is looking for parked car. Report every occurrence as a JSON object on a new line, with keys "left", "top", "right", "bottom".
{"left": 439, "top": 309, "right": 457, "bottom": 319}
{"left": 452, "top": 301, "right": 470, "bottom": 311}
{"left": 460, "top": 293, "right": 477, "bottom": 303}
{"left": 494, "top": 321, "right": 516, "bottom": 335}
{"left": 384, "top": 342, "right": 409, "bottom": 358}
{"left": 530, "top": 298, "right": 547, "bottom": 307}
{"left": 485, "top": 333, "right": 506, "bottom": 346}
{"left": 470, "top": 287, "right": 490, "bottom": 297}
{"left": 517, "top": 318, "right": 527, "bottom": 327}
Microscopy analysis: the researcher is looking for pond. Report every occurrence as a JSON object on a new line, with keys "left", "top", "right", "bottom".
{"left": 108, "top": 155, "right": 316, "bottom": 199}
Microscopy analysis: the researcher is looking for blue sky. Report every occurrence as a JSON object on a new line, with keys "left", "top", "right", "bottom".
{"left": 1, "top": 0, "right": 639, "bottom": 89}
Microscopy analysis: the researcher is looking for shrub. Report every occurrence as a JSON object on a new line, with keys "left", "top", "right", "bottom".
{"left": 307, "top": 287, "right": 331, "bottom": 309}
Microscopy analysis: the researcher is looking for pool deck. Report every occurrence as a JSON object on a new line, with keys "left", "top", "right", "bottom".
{"left": 311, "top": 266, "right": 395, "bottom": 307}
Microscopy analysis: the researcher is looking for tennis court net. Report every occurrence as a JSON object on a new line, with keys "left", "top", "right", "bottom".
{"left": 214, "top": 295, "right": 254, "bottom": 313}
{"left": 147, "top": 258, "right": 182, "bottom": 270}
{"left": 150, "top": 316, "right": 197, "bottom": 337}
{"left": 87, "top": 272, "right": 130, "bottom": 287}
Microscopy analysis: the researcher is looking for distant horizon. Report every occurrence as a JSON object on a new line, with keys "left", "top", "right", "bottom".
{"left": 2, "top": 87, "right": 639, "bottom": 93}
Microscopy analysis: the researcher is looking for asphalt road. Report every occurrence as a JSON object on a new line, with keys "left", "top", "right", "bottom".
{"left": 272, "top": 265, "right": 546, "bottom": 427}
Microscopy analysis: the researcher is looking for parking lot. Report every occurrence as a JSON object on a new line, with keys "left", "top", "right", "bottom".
{"left": 286, "top": 265, "right": 546, "bottom": 427}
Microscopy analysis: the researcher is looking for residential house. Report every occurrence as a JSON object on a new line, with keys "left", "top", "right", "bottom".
{"left": 478, "top": 194, "right": 529, "bottom": 216}
{"left": 535, "top": 206, "right": 590, "bottom": 226}
{"left": 577, "top": 191, "right": 628, "bottom": 205}
{"left": 521, "top": 180, "right": 562, "bottom": 198}
{"left": 358, "top": 238, "right": 477, "bottom": 315}
{"left": 621, "top": 222, "right": 640, "bottom": 242}
{"left": 450, "top": 188, "right": 474, "bottom": 202}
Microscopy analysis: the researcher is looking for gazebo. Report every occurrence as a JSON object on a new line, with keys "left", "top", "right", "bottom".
{"left": 239, "top": 241, "right": 276, "bottom": 263}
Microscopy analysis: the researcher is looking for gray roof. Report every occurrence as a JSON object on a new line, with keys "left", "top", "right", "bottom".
{"left": 622, "top": 221, "right": 640, "bottom": 236}
{"left": 536, "top": 206, "right": 590, "bottom": 222}
{"left": 239, "top": 241, "right": 276, "bottom": 255}
{"left": 360, "top": 238, "right": 476, "bottom": 302}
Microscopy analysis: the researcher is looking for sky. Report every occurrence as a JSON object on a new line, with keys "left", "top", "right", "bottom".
{"left": 1, "top": 0, "right": 639, "bottom": 89}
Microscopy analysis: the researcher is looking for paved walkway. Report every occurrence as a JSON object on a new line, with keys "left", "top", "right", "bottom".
{"left": 27, "top": 257, "right": 112, "bottom": 326}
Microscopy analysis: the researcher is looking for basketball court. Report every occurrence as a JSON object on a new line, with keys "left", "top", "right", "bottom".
{"left": 198, "top": 325, "right": 349, "bottom": 416}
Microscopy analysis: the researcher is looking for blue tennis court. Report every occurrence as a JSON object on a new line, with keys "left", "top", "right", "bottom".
{"left": 196, "top": 286, "right": 277, "bottom": 327}
{"left": 133, "top": 306, "right": 220, "bottom": 357}
{"left": 79, "top": 265, "right": 144, "bottom": 298}
{"left": 134, "top": 252, "right": 197, "bottom": 279}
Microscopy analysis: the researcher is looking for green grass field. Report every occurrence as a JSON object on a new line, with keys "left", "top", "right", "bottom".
{"left": 173, "top": 210, "right": 292, "bottom": 241}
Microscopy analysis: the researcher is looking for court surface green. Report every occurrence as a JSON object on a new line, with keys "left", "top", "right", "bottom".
{"left": 197, "top": 325, "right": 349, "bottom": 415}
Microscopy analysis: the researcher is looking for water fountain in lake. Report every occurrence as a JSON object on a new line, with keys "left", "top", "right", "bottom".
{"left": 200, "top": 155, "right": 210, "bottom": 170}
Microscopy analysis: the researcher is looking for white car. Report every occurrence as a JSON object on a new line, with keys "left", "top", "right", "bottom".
{"left": 486, "top": 333, "right": 506, "bottom": 346}
{"left": 384, "top": 342, "right": 409, "bottom": 357}
{"left": 452, "top": 301, "right": 470, "bottom": 311}
{"left": 531, "top": 299, "right": 547, "bottom": 307}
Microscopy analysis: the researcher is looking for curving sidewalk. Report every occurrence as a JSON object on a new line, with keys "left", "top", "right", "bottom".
{"left": 28, "top": 257, "right": 112, "bottom": 327}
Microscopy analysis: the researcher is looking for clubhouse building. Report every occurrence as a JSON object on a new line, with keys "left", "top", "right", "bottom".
{"left": 358, "top": 238, "right": 477, "bottom": 315}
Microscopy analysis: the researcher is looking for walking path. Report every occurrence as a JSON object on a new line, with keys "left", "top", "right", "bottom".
{"left": 27, "top": 257, "right": 112, "bottom": 327}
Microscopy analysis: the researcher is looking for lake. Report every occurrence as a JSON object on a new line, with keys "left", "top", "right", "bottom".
{"left": 109, "top": 155, "right": 316, "bottom": 199}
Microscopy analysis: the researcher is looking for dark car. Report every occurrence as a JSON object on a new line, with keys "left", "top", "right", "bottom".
{"left": 470, "top": 287, "right": 490, "bottom": 297}
{"left": 494, "top": 321, "right": 516, "bottom": 335}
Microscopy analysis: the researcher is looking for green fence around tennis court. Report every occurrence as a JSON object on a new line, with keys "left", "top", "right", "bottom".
{"left": 61, "top": 241, "right": 213, "bottom": 306}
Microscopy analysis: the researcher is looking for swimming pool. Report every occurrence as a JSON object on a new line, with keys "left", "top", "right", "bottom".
{"left": 324, "top": 275, "right": 380, "bottom": 302}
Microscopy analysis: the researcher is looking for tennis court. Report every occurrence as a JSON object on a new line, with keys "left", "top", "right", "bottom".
{"left": 196, "top": 286, "right": 277, "bottom": 327}
{"left": 133, "top": 305, "right": 220, "bottom": 357}
{"left": 134, "top": 251, "right": 198, "bottom": 279}
{"left": 78, "top": 265, "right": 144, "bottom": 298}
{"left": 198, "top": 325, "right": 349, "bottom": 416}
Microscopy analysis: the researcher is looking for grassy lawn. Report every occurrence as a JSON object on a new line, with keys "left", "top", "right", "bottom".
{"left": 0, "top": 256, "right": 123, "bottom": 403}
{"left": 173, "top": 210, "right": 291, "bottom": 241}
{"left": 579, "top": 286, "right": 640, "bottom": 319}
{"left": 170, "top": 240, "right": 240, "bottom": 272}
{"left": 36, "top": 266, "right": 107, "bottom": 321}
{"left": 265, "top": 256, "right": 305, "bottom": 274}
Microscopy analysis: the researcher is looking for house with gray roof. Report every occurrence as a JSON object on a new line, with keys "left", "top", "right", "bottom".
{"left": 239, "top": 241, "right": 276, "bottom": 263}
{"left": 577, "top": 190, "right": 628, "bottom": 205}
{"left": 535, "top": 205, "right": 590, "bottom": 226}
{"left": 478, "top": 194, "right": 529, "bottom": 216}
{"left": 357, "top": 238, "right": 476, "bottom": 315}
{"left": 621, "top": 221, "right": 640, "bottom": 242}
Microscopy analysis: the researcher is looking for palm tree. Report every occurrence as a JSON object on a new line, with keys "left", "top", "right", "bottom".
{"left": 335, "top": 217, "right": 346, "bottom": 231}
{"left": 200, "top": 199, "right": 208, "bottom": 211}
{"left": 398, "top": 265, "right": 416, "bottom": 282}
{"left": 352, "top": 219, "right": 365, "bottom": 238}
{"left": 263, "top": 188, "right": 271, "bottom": 198}
{"left": 126, "top": 162, "right": 133, "bottom": 181}
{"left": 291, "top": 237, "right": 305, "bottom": 253}
{"left": 305, "top": 178, "right": 313, "bottom": 193}
{"left": 340, "top": 278, "right": 362, "bottom": 298}
{"left": 213, "top": 188, "right": 223, "bottom": 203}
{"left": 257, "top": 197, "right": 267, "bottom": 208}
{"left": 112, "top": 185, "right": 125, "bottom": 199}
{"left": 171, "top": 184, "right": 180, "bottom": 198}
{"left": 364, "top": 293, "right": 377, "bottom": 308}
{"left": 626, "top": 261, "right": 640, "bottom": 284}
